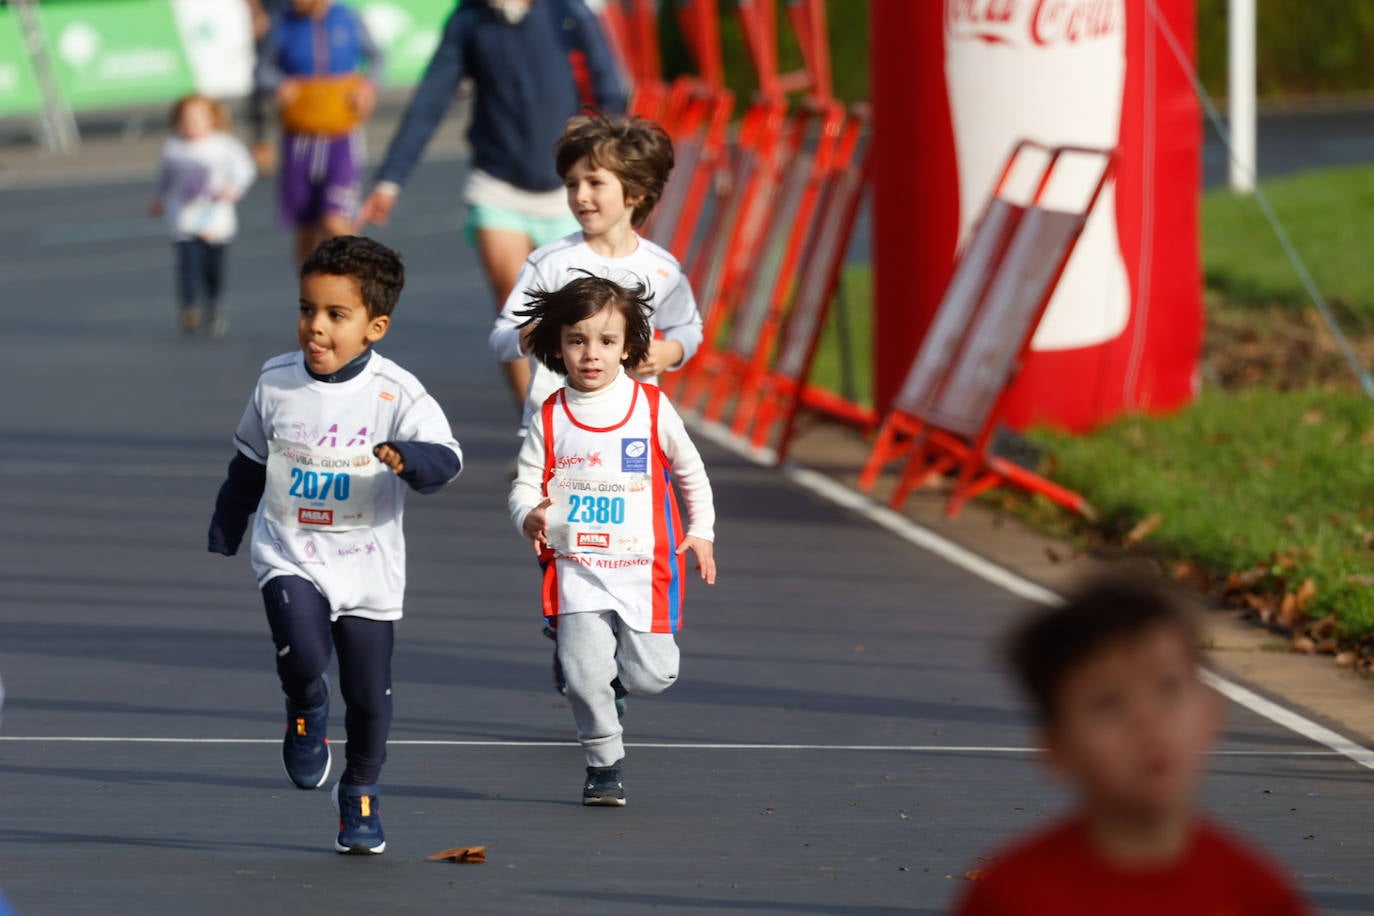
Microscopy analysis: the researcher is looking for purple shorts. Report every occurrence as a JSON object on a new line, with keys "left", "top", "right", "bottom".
{"left": 278, "top": 132, "right": 362, "bottom": 227}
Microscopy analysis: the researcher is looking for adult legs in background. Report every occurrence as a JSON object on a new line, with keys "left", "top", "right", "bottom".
{"left": 474, "top": 226, "right": 536, "bottom": 408}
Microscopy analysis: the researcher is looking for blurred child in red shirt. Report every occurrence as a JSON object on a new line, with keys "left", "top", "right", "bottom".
{"left": 954, "top": 576, "right": 1311, "bottom": 916}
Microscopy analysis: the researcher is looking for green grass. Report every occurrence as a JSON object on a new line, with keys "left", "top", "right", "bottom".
{"left": 1202, "top": 166, "right": 1374, "bottom": 327}
{"left": 1030, "top": 388, "right": 1374, "bottom": 637}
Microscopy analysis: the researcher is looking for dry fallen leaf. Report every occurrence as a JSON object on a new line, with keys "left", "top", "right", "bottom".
{"left": 965, "top": 869, "right": 985, "bottom": 882}
{"left": 1123, "top": 514, "right": 1163, "bottom": 548}
{"left": 1275, "top": 590, "right": 1297, "bottom": 626}
{"left": 1335, "top": 651, "right": 1358, "bottom": 668}
{"left": 1295, "top": 578, "right": 1317, "bottom": 612}
{"left": 427, "top": 846, "right": 487, "bottom": 864}
{"left": 1292, "top": 635, "right": 1316, "bottom": 654}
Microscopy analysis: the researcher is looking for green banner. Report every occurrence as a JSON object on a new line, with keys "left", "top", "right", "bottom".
{"left": 38, "top": 0, "right": 195, "bottom": 110}
{"left": 357, "top": 0, "right": 455, "bottom": 87}
{"left": 0, "top": 10, "right": 43, "bottom": 117}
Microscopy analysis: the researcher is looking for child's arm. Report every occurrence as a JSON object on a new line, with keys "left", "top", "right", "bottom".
{"left": 636, "top": 272, "right": 703, "bottom": 376}
{"left": 348, "top": 8, "right": 383, "bottom": 123}
{"left": 489, "top": 257, "right": 545, "bottom": 362}
{"left": 207, "top": 393, "right": 270, "bottom": 556}
{"left": 656, "top": 395, "right": 717, "bottom": 584}
{"left": 372, "top": 441, "right": 461, "bottom": 494}
{"left": 149, "top": 146, "right": 172, "bottom": 216}
{"left": 509, "top": 419, "right": 552, "bottom": 553}
{"left": 378, "top": 386, "right": 463, "bottom": 494}
{"left": 207, "top": 453, "right": 267, "bottom": 555}
{"left": 216, "top": 137, "right": 258, "bottom": 202}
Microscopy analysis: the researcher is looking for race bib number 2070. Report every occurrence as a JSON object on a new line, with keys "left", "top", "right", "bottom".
{"left": 266, "top": 440, "right": 382, "bottom": 531}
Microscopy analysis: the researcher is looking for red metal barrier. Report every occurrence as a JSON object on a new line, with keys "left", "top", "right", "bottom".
{"left": 746, "top": 106, "right": 872, "bottom": 462}
{"left": 858, "top": 142, "right": 1115, "bottom": 517}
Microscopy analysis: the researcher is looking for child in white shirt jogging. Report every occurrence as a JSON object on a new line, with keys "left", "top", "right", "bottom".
{"left": 490, "top": 111, "right": 704, "bottom": 691}
{"left": 489, "top": 111, "right": 703, "bottom": 432}
{"left": 208, "top": 236, "right": 463, "bottom": 854}
{"left": 149, "top": 95, "right": 256, "bottom": 337}
{"left": 508, "top": 272, "right": 716, "bottom": 806}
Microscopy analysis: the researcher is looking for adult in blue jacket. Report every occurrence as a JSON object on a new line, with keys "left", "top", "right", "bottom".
{"left": 358, "top": 0, "right": 626, "bottom": 409}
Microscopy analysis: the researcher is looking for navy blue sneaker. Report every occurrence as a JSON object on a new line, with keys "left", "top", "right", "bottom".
{"left": 583, "top": 761, "right": 626, "bottom": 807}
{"left": 612, "top": 677, "right": 628, "bottom": 719}
{"left": 332, "top": 783, "right": 386, "bottom": 854}
{"left": 281, "top": 676, "right": 331, "bottom": 790}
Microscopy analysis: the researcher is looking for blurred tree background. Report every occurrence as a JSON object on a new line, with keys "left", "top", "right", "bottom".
{"left": 1196, "top": 0, "right": 1374, "bottom": 100}
{"left": 659, "top": 0, "right": 868, "bottom": 104}
{"left": 656, "top": 1, "right": 1374, "bottom": 106}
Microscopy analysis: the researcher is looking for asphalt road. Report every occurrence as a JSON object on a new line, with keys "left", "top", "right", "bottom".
{"left": 1, "top": 154, "right": 1374, "bottom": 914}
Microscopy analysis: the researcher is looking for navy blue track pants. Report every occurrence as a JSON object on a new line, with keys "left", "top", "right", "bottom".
{"left": 261, "top": 575, "right": 393, "bottom": 787}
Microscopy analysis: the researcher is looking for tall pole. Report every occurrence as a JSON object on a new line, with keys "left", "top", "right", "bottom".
{"left": 1227, "top": 0, "right": 1255, "bottom": 192}
{"left": 14, "top": 0, "right": 79, "bottom": 153}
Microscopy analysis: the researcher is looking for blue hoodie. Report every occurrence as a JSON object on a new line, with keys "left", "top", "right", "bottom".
{"left": 374, "top": 0, "right": 627, "bottom": 194}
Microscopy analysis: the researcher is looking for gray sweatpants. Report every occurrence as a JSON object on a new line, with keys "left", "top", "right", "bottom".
{"left": 556, "top": 611, "right": 680, "bottom": 768}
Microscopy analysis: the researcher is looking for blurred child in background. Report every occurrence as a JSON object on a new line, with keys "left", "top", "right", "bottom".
{"left": 954, "top": 576, "right": 1311, "bottom": 915}
{"left": 149, "top": 95, "right": 256, "bottom": 337}
{"left": 256, "top": 0, "right": 382, "bottom": 267}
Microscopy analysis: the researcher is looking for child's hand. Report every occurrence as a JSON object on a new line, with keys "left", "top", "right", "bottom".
{"left": 358, "top": 186, "right": 397, "bottom": 227}
{"left": 373, "top": 444, "right": 405, "bottom": 474}
{"left": 677, "top": 536, "right": 716, "bottom": 584}
{"left": 147, "top": 198, "right": 163, "bottom": 218}
{"left": 633, "top": 338, "right": 685, "bottom": 377}
{"left": 522, "top": 497, "right": 553, "bottom": 553}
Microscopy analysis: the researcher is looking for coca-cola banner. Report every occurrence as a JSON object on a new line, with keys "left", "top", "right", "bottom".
{"left": 869, "top": 0, "right": 1201, "bottom": 432}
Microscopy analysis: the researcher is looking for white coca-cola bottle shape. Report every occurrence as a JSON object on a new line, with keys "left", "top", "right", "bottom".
{"left": 944, "top": 0, "right": 1129, "bottom": 352}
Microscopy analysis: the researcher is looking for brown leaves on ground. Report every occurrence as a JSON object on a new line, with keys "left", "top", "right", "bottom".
{"left": 427, "top": 846, "right": 487, "bottom": 864}
{"left": 1123, "top": 514, "right": 1164, "bottom": 548}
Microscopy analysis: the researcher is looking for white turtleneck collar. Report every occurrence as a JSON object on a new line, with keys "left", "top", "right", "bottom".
{"left": 562, "top": 364, "right": 635, "bottom": 411}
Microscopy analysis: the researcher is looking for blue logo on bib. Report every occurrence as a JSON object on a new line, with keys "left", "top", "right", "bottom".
{"left": 621, "top": 438, "right": 649, "bottom": 473}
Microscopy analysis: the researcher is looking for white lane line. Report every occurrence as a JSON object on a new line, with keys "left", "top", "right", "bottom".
{"left": 0, "top": 736, "right": 1342, "bottom": 756}
{"left": 689, "top": 419, "right": 1374, "bottom": 773}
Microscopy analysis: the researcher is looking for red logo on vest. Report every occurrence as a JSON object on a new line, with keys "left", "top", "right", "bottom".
{"left": 576, "top": 532, "right": 611, "bottom": 549}
{"left": 299, "top": 508, "right": 334, "bottom": 525}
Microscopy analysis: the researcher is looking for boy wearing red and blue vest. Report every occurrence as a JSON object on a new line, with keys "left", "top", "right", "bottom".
{"left": 508, "top": 273, "right": 716, "bottom": 806}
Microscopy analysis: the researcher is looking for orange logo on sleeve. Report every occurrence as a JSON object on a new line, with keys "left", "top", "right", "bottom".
{"left": 379, "top": 391, "right": 395, "bottom": 401}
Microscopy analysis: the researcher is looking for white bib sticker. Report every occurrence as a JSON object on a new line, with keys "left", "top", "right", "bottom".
{"left": 545, "top": 470, "right": 654, "bottom": 556}
{"left": 265, "top": 440, "right": 383, "bottom": 532}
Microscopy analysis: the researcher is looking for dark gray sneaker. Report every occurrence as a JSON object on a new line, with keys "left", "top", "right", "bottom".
{"left": 582, "top": 761, "right": 626, "bottom": 807}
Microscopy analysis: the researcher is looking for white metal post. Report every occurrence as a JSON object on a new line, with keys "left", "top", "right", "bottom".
{"left": 1228, "top": 0, "right": 1256, "bottom": 193}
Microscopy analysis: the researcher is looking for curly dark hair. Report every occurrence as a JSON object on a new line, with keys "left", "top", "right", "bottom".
{"left": 300, "top": 236, "right": 405, "bottom": 318}
{"left": 554, "top": 111, "right": 675, "bottom": 228}
{"left": 516, "top": 271, "right": 655, "bottom": 374}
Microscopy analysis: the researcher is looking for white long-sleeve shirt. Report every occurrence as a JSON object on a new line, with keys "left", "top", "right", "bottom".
{"left": 509, "top": 366, "right": 715, "bottom": 543}
{"left": 489, "top": 232, "right": 704, "bottom": 427}
{"left": 155, "top": 132, "right": 256, "bottom": 242}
